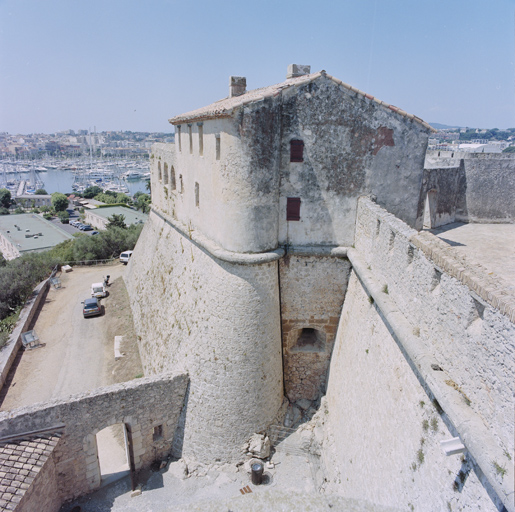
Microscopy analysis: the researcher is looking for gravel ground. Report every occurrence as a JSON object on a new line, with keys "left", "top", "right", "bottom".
{"left": 0, "top": 263, "right": 143, "bottom": 410}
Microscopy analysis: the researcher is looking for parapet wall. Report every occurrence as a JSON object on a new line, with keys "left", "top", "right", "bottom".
{"left": 0, "top": 372, "right": 188, "bottom": 505}
{"left": 424, "top": 152, "right": 515, "bottom": 224}
{"left": 125, "top": 208, "right": 284, "bottom": 463}
{"left": 320, "top": 197, "right": 514, "bottom": 511}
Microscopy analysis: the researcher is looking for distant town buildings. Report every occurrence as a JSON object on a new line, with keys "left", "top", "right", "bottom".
{"left": 0, "top": 131, "right": 174, "bottom": 159}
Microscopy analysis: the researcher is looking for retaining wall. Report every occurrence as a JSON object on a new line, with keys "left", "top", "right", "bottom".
{"left": 0, "top": 279, "right": 50, "bottom": 391}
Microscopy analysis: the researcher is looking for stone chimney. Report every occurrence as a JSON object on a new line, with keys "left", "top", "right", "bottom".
{"left": 229, "top": 76, "right": 247, "bottom": 97}
{"left": 286, "top": 64, "right": 311, "bottom": 79}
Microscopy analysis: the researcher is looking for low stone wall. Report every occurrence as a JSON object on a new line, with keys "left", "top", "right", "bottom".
{"left": 0, "top": 372, "right": 188, "bottom": 505}
{"left": 0, "top": 278, "right": 50, "bottom": 392}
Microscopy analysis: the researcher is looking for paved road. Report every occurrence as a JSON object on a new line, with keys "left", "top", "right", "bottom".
{"left": 0, "top": 264, "right": 127, "bottom": 410}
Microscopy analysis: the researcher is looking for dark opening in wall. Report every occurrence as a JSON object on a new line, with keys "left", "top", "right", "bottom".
{"left": 170, "top": 166, "right": 176, "bottom": 190}
{"left": 215, "top": 135, "right": 221, "bottom": 160}
{"left": 292, "top": 327, "right": 325, "bottom": 353}
{"left": 158, "top": 161, "right": 162, "bottom": 181}
{"left": 290, "top": 140, "right": 304, "bottom": 162}
{"left": 188, "top": 124, "right": 193, "bottom": 154}
{"left": 164, "top": 163, "right": 169, "bottom": 185}
{"left": 195, "top": 182, "right": 199, "bottom": 207}
{"left": 153, "top": 425, "right": 163, "bottom": 442}
{"left": 286, "top": 197, "right": 301, "bottom": 221}
{"left": 197, "top": 123, "right": 203, "bottom": 156}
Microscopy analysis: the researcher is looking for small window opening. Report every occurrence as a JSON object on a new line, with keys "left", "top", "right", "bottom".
{"left": 292, "top": 327, "right": 325, "bottom": 353}
{"left": 163, "top": 163, "right": 169, "bottom": 185}
{"left": 407, "top": 245, "right": 415, "bottom": 265}
{"left": 197, "top": 123, "right": 203, "bottom": 156}
{"left": 188, "top": 125, "right": 193, "bottom": 154}
{"left": 176, "top": 126, "right": 182, "bottom": 152}
{"left": 389, "top": 231, "right": 395, "bottom": 251}
{"left": 286, "top": 197, "right": 301, "bottom": 221}
{"left": 153, "top": 425, "right": 163, "bottom": 442}
{"left": 215, "top": 135, "right": 221, "bottom": 160}
{"left": 195, "top": 182, "right": 199, "bottom": 207}
{"left": 179, "top": 174, "right": 183, "bottom": 193}
{"left": 290, "top": 140, "right": 304, "bottom": 162}
{"left": 158, "top": 161, "right": 162, "bottom": 181}
{"left": 376, "top": 219, "right": 381, "bottom": 236}
{"left": 170, "top": 166, "right": 176, "bottom": 190}
{"left": 430, "top": 268, "right": 442, "bottom": 292}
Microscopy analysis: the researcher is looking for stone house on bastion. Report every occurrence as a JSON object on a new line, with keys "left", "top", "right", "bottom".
{"left": 128, "top": 64, "right": 434, "bottom": 457}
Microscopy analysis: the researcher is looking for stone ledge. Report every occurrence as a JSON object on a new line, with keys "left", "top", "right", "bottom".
{"left": 410, "top": 230, "right": 515, "bottom": 323}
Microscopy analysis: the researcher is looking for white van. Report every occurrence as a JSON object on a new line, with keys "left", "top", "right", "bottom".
{"left": 120, "top": 250, "right": 133, "bottom": 264}
{"left": 91, "top": 282, "right": 107, "bottom": 298}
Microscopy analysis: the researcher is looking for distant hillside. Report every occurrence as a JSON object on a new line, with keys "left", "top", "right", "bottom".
{"left": 429, "top": 123, "right": 462, "bottom": 130}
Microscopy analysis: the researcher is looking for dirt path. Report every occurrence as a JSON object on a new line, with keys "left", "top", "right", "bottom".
{"left": 0, "top": 263, "right": 143, "bottom": 411}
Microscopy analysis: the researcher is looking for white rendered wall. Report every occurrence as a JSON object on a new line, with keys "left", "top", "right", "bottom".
{"left": 126, "top": 211, "right": 284, "bottom": 462}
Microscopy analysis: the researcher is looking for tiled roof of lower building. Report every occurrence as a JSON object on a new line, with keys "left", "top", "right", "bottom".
{"left": 0, "top": 433, "right": 61, "bottom": 511}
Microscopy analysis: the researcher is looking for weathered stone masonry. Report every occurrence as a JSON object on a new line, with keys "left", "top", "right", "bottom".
{"left": 0, "top": 372, "right": 188, "bottom": 508}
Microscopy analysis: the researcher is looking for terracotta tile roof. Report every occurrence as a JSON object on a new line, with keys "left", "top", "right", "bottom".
{"left": 169, "top": 70, "right": 435, "bottom": 132}
{"left": 0, "top": 434, "right": 61, "bottom": 511}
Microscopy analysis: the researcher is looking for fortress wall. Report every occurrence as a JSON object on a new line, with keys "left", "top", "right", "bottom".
{"left": 0, "top": 372, "right": 188, "bottom": 505}
{"left": 354, "top": 198, "right": 514, "bottom": 457}
{"left": 457, "top": 154, "right": 515, "bottom": 223}
{"left": 322, "top": 272, "right": 499, "bottom": 512}
{"left": 125, "top": 210, "right": 284, "bottom": 462}
{"left": 425, "top": 152, "right": 515, "bottom": 224}
{"left": 279, "top": 254, "right": 350, "bottom": 402}
{"left": 319, "top": 197, "right": 514, "bottom": 509}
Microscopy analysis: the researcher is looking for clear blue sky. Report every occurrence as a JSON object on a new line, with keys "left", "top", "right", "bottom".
{"left": 1, "top": 0, "right": 513, "bottom": 134}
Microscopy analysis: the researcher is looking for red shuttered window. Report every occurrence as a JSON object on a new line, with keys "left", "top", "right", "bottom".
{"left": 287, "top": 197, "right": 301, "bottom": 221}
{"left": 290, "top": 140, "right": 304, "bottom": 162}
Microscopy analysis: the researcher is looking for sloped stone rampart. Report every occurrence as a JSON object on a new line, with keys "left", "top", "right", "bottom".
{"left": 323, "top": 272, "right": 504, "bottom": 511}
{"left": 323, "top": 197, "right": 515, "bottom": 510}
{"left": 0, "top": 372, "right": 188, "bottom": 505}
{"left": 125, "top": 210, "right": 284, "bottom": 463}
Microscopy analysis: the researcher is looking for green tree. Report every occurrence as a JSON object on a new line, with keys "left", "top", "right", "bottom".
{"left": 502, "top": 146, "right": 515, "bottom": 153}
{"left": 83, "top": 186, "right": 103, "bottom": 199}
{"left": 57, "top": 211, "right": 70, "bottom": 224}
{"left": 0, "top": 208, "right": 9, "bottom": 216}
{"left": 0, "top": 189, "right": 11, "bottom": 209}
{"left": 134, "top": 192, "right": 151, "bottom": 213}
{"left": 106, "top": 214, "right": 127, "bottom": 229}
{"left": 34, "top": 189, "right": 48, "bottom": 195}
{"left": 51, "top": 192, "right": 69, "bottom": 212}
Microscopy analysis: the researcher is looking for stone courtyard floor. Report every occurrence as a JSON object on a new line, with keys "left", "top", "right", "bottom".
{"left": 429, "top": 222, "right": 515, "bottom": 291}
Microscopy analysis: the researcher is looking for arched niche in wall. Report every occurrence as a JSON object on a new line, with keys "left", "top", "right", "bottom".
{"left": 291, "top": 327, "right": 326, "bottom": 353}
{"left": 163, "top": 163, "right": 169, "bottom": 185}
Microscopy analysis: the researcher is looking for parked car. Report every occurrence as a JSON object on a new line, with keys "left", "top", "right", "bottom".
{"left": 82, "top": 297, "right": 102, "bottom": 318}
{"left": 91, "top": 282, "right": 107, "bottom": 298}
{"left": 82, "top": 225, "right": 93, "bottom": 231}
{"left": 120, "top": 250, "right": 133, "bottom": 264}
{"left": 91, "top": 231, "right": 99, "bottom": 235}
